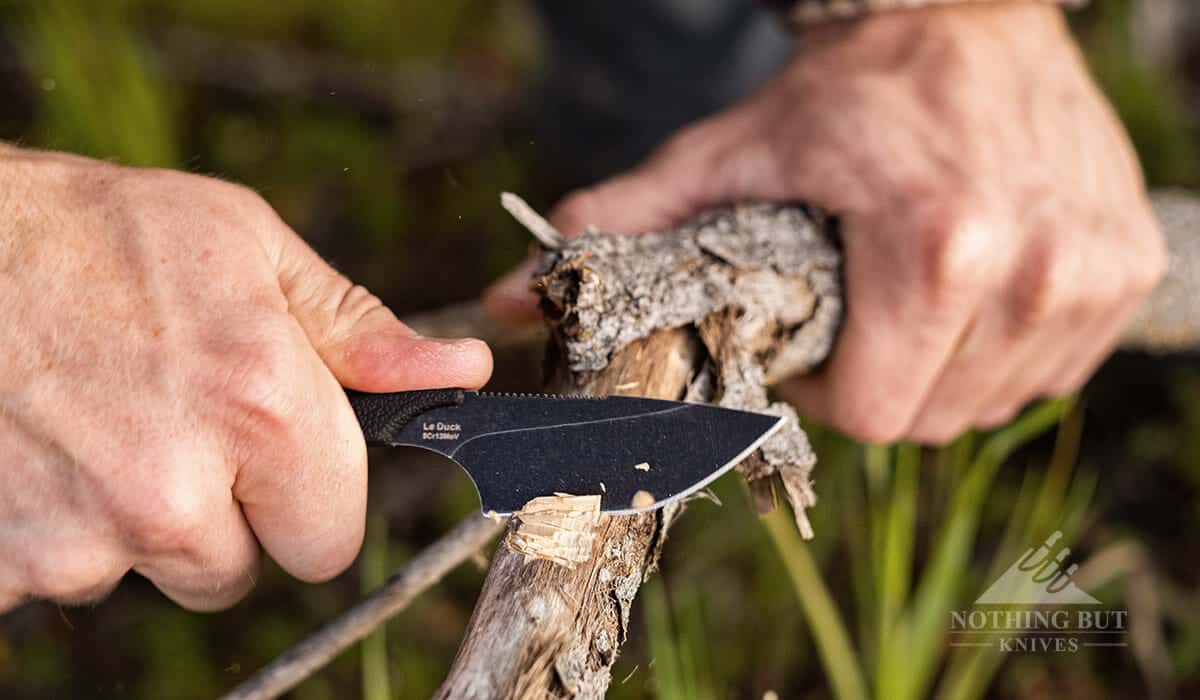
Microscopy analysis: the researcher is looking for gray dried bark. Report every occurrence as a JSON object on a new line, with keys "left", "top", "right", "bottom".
{"left": 436, "top": 203, "right": 842, "bottom": 698}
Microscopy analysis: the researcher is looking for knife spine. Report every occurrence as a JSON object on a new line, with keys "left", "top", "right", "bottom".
{"left": 476, "top": 391, "right": 605, "bottom": 401}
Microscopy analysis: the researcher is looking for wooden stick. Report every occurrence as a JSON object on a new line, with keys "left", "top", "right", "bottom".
{"left": 434, "top": 330, "right": 703, "bottom": 699}
{"left": 432, "top": 201, "right": 847, "bottom": 698}
{"left": 220, "top": 514, "right": 504, "bottom": 700}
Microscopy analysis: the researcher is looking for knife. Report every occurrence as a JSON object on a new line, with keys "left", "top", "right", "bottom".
{"left": 346, "top": 389, "right": 785, "bottom": 516}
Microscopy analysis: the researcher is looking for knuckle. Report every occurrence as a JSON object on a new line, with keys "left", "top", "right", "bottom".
{"left": 327, "top": 279, "right": 388, "bottom": 340}
{"left": 917, "top": 204, "right": 995, "bottom": 302}
{"left": 210, "top": 328, "right": 301, "bottom": 449}
{"left": 116, "top": 473, "right": 215, "bottom": 555}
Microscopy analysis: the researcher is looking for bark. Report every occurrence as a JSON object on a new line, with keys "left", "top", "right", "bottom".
{"left": 436, "top": 204, "right": 842, "bottom": 698}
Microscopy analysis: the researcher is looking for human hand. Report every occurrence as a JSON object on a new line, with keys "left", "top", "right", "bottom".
{"left": 485, "top": 5, "right": 1164, "bottom": 444}
{"left": 0, "top": 146, "right": 492, "bottom": 611}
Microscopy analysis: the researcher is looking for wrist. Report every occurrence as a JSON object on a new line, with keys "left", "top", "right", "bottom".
{"left": 787, "top": 3, "right": 1073, "bottom": 74}
{"left": 771, "top": 0, "right": 1083, "bottom": 29}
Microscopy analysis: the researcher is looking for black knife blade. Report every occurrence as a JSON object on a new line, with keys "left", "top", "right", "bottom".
{"left": 347, "top": 389, "right": 785, "bottom": 515}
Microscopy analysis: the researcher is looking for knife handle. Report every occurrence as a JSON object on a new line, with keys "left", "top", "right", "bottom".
{"left": 346, "top": 388, "right": 465, "bottom": 444}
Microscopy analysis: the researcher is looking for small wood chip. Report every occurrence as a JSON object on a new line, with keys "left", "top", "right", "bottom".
{"left": 630, "top": 490, "right": 655, "bottom": 509}
{"left": 634, "top": 462, "right": 651, "bottom": 472}
{"left": 508, "top": 494, "right": 602, "bottom": 569}
{"left": 599, "top": 482, "right": 607, "bottom": 493}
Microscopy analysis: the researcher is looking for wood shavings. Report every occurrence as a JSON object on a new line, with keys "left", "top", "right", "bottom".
{"left": 630, "top": 490, "right": 655, "bottom": 509}
{"left": 501, "top": 192, "right": 563, "bottom": 249}
{"left": 509, "top": 494, "right": 602, "bottom": 569}
{"left": 633, "top": 462, "right": 651, "bottom": 472}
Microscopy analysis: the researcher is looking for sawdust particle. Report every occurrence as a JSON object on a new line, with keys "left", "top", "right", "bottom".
{"left": 630, "top": 490, "right": 654, "bottom": 509}
{"left": 634, "top": 462, "right": 651, "bottom": 472}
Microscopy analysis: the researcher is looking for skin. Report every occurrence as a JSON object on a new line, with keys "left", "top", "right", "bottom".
{"left": 0, "top": 145, "right": 493, "bottom": 612}
{"left": 486, "top": 5, "right": 1167, "bottom": 445}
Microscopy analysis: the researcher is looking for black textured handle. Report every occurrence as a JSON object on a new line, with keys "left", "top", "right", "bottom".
{"left": 346, "top": 389, "right": 465, "bottom": 445}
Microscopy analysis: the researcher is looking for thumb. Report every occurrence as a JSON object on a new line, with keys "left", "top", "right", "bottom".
{"left": 484, "top": 125, "right": 727, "bottom": 323}
{"left": 274, "top": 230, "right": 493, "bottom": 392}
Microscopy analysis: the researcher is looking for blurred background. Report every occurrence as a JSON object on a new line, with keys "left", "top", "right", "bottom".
{"left": 1, "top": 0, "right": 1199, "bottom": 698}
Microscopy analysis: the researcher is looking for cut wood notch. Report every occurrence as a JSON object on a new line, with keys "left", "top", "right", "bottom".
{"left": 509, "top": 493, "right": 603, "bottom": 569}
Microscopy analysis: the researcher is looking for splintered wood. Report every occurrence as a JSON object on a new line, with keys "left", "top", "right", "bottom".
{"left": 508, "top": 494, "right": 603, "bottom": 569}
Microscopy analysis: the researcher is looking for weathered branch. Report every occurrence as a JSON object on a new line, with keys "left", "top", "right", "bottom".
{"left": 436, "top": 203, "right": 841, "bottom": 698}
{"left": 434, "top": 330, "right": 701, "bottom": 699}
{"left": 221, "top": 514, "right": 503, "bottom": 700}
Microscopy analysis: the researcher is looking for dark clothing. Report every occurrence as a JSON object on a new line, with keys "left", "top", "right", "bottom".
{"left": 535, "top": 0, "right": 792, "bottom": 186}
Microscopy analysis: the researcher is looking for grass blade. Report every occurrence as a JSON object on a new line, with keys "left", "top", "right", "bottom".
{"left": 361, "top": 513, "right": 391, "bottom": 700}
{"left": 764, "top": 508, "right": 870, "bottom": 700}
{"left": 875, "top": 444, "right": 920, "bottom": 697}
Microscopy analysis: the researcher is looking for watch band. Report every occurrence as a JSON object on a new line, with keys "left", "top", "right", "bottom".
{"left": 768, "top": 0, "right": 1087, "bottom": 27}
